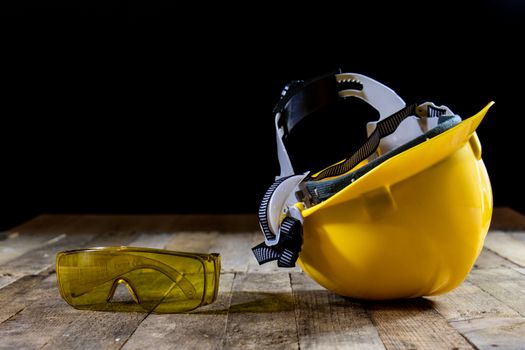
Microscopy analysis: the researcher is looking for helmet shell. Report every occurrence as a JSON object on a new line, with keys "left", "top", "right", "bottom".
{"left": 298, "top": 103, "right": 493, "bottom": 299}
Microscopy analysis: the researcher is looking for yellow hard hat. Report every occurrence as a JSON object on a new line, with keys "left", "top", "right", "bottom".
{"left": 253, "top": 72, "right": 494, "bottom": 300}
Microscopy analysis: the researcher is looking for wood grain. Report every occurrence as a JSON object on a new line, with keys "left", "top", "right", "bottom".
{"left": 452, "top": 317, "right": 525, "bottom": 350}
{"left": 0, "top": 273, "right": 147, "bottom": 350}
{"left": 0, "top": 214, "right": 179, "bottom": 286}
{"left": 468, "top": 268, "right": 525, "bottom": 316}
{"left": 0, "top": 232, "right": 92, "bottom": 289}
{"left": 291, "top": 272, "right": 385, "bottom": 350}
{"left": 0, "top": 215, "right": 149, "bottom": 289}
{"left": 1, "top": 231, "right": 178, "bottom": 350}
{"left": 428, "top": 280, "right": 520, "bottom": 322}
{"left": 122, "top": 273, "right": 235, "bottom": 350}
{"left": 428, "top": 279, "right": 525, "bottom": 349}
{"left": 0, "top": 272, "right": 53, "bottom": 324}
{"left": 6, "top": 215, "right": 80, "bottom": 235}
{"left": 1, "top": 213, "right": 525, "bottom": 349}
{"left": 0, "top": 216, "right": 76, "bottom": 265}
{"left": 123, "top": 230, "right": 236, "bottom": 349}
{"left": 0, "top": 220, "right": 147, "bottom": 328}
{"left": 510, "top": 232, "right": 525, "bottom": 243}
{"left": 224, "top": 272, "right": 298, "bottom": 349}
{"left": 484, "top": 232, "right": 525, "bottom": 267}
{"left": 212, "top": 232, "right": 261, "bottom": 273}
{"left": 473, "top": 247, "right": 521, "bottom": 269}
{"left": 366, "top": 298, "right": 473, "bottom": 349}
{"left": 165, "top": 231, "right": 219, "bottom": 254}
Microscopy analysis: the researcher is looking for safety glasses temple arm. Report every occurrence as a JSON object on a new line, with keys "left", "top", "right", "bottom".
{"left": 67, "top": 256, "right": 198, "bottom": 300}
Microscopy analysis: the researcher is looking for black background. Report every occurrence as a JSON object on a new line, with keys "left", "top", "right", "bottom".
{"left": 1, "top": 1, "right": 524, "bottom": 229}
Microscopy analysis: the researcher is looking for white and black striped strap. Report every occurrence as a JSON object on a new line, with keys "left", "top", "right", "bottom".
{"left": 252, "top": 217, "right": 303, "bottom": 267}
{"left": 257, "top": 175, "right": 295, "bottom": 243}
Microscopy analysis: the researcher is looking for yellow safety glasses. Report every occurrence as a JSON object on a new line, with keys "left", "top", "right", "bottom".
{"left": 56, "top": 247, "right": 220, "bottom": 313}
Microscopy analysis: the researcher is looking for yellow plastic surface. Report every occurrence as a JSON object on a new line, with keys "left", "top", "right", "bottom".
{"left": 56, "top": 247, "right": 220, "bottom": 313}
{"left": 298, "top": 103, "right": 494, "bottom": 299}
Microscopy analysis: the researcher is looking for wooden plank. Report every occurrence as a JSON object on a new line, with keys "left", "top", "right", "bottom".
{"left": 428, "top": 279, "right": 525, "bottom": 349}
{"left": 168, "top": 214, "right": 259, "bottom": 233}
{"left": 510, "top": 232, "right": 525, "bottom": 243}
{"left": 122, "top": 273, "right": 235, "bottom": 350}
{"left": 224, "top": 272, "right": 298, "bottom": 349}
{"left": 0, "top": 213, "right": 172, "bottom": 282}
{"left": 122, "top": 230, "right": 236, "bottom": 350}
{"left": 490, "top": 207, "right": 525, "bottom": 231}
{"left": 37, "top": 231, "right": 180, "bottom": 350}
{"left": 366, "top": 298, "right": 473, "bottom": 349}
{"left": 6, "top": 213, "right": 525, "bottom": 349}
{"left": 80, "top": 214, "right": 258, "bottom": 234}
{"left": 162, "top": 218, "right": 269, "bottom": 274}
{"left": 515, "top": 267, "right": 525, "bottom": 276}
{"left": 0, "top": 215, "right": 148, "bottom": 289}
{"left": 0, "top": 216, "right": 80, "bottom": 265}
{"left": 0, "top": 230, "right": 176, "bottom": 349}
{"left": 451, "top": 317, "right": 525, "bottom": 350}
{"left": 0, "top": 273, "right": 147, "bottom": 350}
{"left": 0, "top": 232, "right": 93, "bottom": 288}
{"left": 164, "top": 231, "right": 219, "bottom": 253}
{"left": 0, "top": 231, "right": 66, "bottom": 265}
{"left": 165, "top": 231, "right": 269, "bottom": 274}
{"left": 0, "top": 219, "right": 146, "bottom": 325}
{"left": 428, "top": 280, "right": 520, "bottom": 322}
{"left": 290, "top": 272, "right": 385, "bottom": 350}
{"left": 128, "top": 232, "right": 176, "bottom": 249}
{"left": 0, "top": 273, "right": 52, "bottom": 324}
{"left": 119, "top": 216, "right": 180, "bottom": 249}
{"left": 5, "top": 214, "right": 80, "bottom": 234}
{"left": 110, "top": 215, "right": 176, "bottom": 232}
{"left": 0, "top": 214, "right": 169, "bottom": 319}
{"left": 212, "top": 231, "right": 260, "bottom": 273}
{"left": 468, "top": 268, "right": 525, "bottom": 317}
{"left": 473, "top": 247, "right": 521, "bottom": 269}
{"left": 483, "top": 232, "right": 525, "bottom": 267}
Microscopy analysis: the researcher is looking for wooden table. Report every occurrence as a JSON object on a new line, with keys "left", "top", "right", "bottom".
{"left": 1, "top": 208, "right": 524, "bottom": 349}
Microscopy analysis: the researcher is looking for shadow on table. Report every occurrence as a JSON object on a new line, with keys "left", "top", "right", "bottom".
{"left": 192, "top": 290, "right": 436, "bottom": 315}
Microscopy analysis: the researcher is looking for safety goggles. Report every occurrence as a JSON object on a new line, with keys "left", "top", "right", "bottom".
{"left": 56, "top": 247, "right": 220, "bottom": 313}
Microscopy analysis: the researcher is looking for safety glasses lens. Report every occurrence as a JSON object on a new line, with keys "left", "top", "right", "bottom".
{"left": 56, "top": 249, "right": 220, "bottom": 313}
